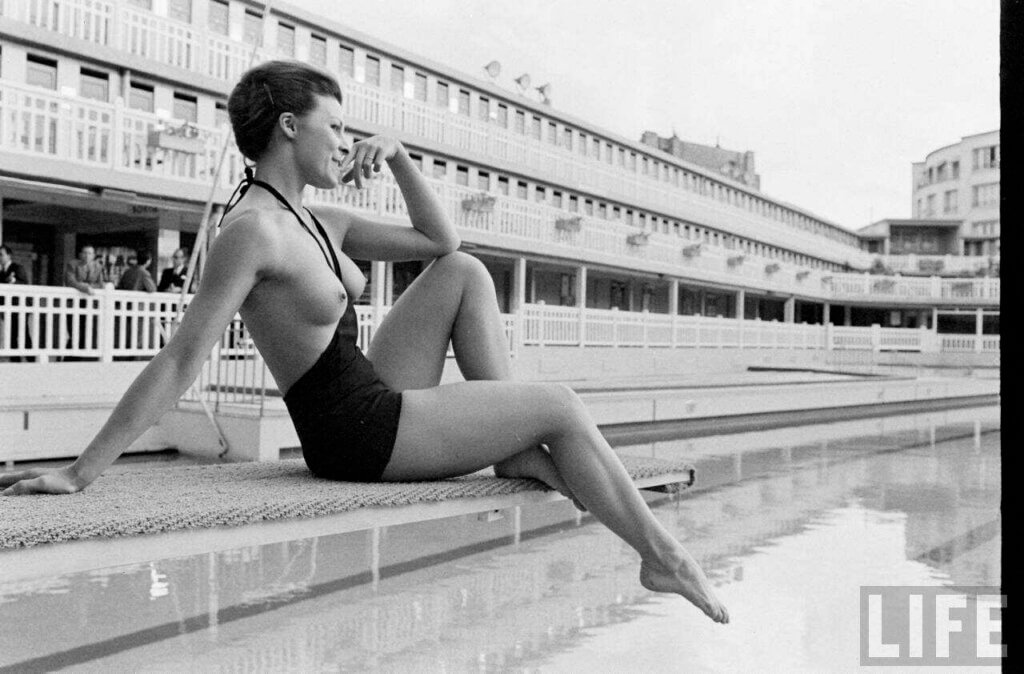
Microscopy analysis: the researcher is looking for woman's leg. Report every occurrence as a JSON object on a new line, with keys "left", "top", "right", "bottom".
{"left": 366, "top": 251, "right": 511, "bottom": 390}
{"left": 367, "top": 252, "right": 578, "bottom": 502}
{"left": 383, "top": 380, "right": 728, "bottom": 623}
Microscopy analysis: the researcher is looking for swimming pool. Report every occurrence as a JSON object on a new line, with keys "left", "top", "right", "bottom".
{"left": 0, "top": 405, "right": 1000, "bottom": 672}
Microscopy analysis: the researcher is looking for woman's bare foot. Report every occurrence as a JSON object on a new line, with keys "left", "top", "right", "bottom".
{"left": 494, "top": 445, "right": 587, "bottom": 511}
{"left": 640, "top": 555, "right": 730, "bottom": 624}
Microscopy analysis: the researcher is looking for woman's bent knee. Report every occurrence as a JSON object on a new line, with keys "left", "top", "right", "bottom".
{"left": 432, "top": 251, "right": 492, "bottom": 286}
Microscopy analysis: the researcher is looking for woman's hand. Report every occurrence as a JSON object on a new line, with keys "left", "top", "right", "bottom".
{"left": 0, "top": 465, "right": 87, "bottom": 496}
{"left": 339, "top": 135, "right": 403, "bottom": 189}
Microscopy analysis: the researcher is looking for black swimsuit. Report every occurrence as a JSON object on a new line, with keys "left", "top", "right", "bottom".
{"left": 223, "top": 177, "right": 402, "bottom": 481}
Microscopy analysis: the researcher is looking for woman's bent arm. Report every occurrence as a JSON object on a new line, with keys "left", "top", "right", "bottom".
{"left": 320, "top": 137, "right": 461, "bottom": 262}
{"left": 1, "top": 220, "right": 272, "bottom": 495}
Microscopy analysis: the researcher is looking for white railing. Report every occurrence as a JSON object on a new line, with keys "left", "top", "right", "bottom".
{"left": 0, "top": 76, "right": 1002, "bottom": 301}
{"left": 0, "top": 283, "right": 1002, "bottom": 363}
{"left": 939, "top": 334, "right": 1002, "bottom": 353}
{"left": 877, "top": 254, "right": 998, "bottom": 276}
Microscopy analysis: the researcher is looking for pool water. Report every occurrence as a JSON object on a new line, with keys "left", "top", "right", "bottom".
{"left": 0, "top": 406, "right": 1000, "bottom": 672}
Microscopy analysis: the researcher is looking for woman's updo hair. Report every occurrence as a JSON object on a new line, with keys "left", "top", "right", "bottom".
{"left": 228, "top": 60, "right": 342, "bottom": 162}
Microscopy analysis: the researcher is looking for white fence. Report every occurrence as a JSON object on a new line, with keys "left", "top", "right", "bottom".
{"left": 1, "top": 288, "right": 1000, "bottom": 413}
{"left": 1, "top": 288, "right": 1000, "bottom": 362}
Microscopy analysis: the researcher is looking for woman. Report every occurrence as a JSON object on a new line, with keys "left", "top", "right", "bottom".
{"left": 0, "top": 61, "right": 727, "bottom": 623}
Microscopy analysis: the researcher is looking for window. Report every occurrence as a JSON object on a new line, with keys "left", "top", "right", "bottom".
{"left": 972, "top": 183, "right": 999, "bottom": 208}
{"left": 277, "top": 22, "right": 295, "bottom": 57}
{"left": 584, "top": 199, "right": 593, "bottom": 216}
{"left": 951, "top": 160, "right": 960, "bottom": 179}
{"left": 936, "top": 162, "right": 947, "bottom": 182}
{"left": 477, "top": 171, "right": 490, "bottom": 191}
{"left": 243, "top": 10, "right": 262, "bottom": 46}
{"left": 364, "top": 56, "right": 380, "bottom": 86}
{"left": 605, "top": 142, "right": 613, "bottom": 163}
{"left": 943, "top": 189, "right": 958, "bottom": 214}
{"left": 569, "top": 196, "right": 578, "bottom": 212}
{"left": 128, "top": 82, "right": 154, "bottom": 112}
{"left": 925, "top": 194, "right": 936, "bottom": 217}
{"left": 436, "top": 81, "right": 449, "bottom": 109}
{"left": 497, "top": 177, "right": 509, "bottom": 195}
{"left": 208, "top": 0, "right": 228, "bottom": 35}
{"left": 477, "top": 96, "right": 490, "bottom": 122}
{"left": 534, "top": 185, "right": 546, "bottom": 202}
{"left": 972, "top": 145, "right": 1000, "bottom": 170}
{"left": 432, "top": 159, "right": 447, "bottom": 180}
{"left": 457, "top": 90, "right": 470, "bottom": 116}
{"left": 214, "top": 102, "right": 228, "bottom": 127}
{"left": 495, "top": 103, "right": 508, "bottom": 127}
{"left": 516, "top": 181, "right": 528, "bottom": 199}
{"left": 390, "top": 64, "right": 405, "bottom": 95}
{"left": 168, "top": 0, "right": 191, "bottom": 22}
{"left": 172, "top": 93, "right": 197, "bottom": 123}
{"left": 552, "top": 191, "right": 563, "bottom": 208}
{"left": 407, "top": 152, "right": 422, "bottom": 172}
{"left": 514, "top": 110, "right": 525, "bottom": 134}
{"left": 562, "top": 127, "right": 573, "bottom": 150}
{"left": 79, "top": 68, "right": 108, "bottom": 101}
{"left": 413, "top": 73, "right": 427, "bottom": 101}
{"left": 309, "top": 35, "right": 327, "bottom": 67}
{"left": 548, "top": 121, "right": 558, "bottom": 145}
{"left": 26, "top": 54, "right": 57, "bottom": 90}
{"left": 339, "top": 46, "right": 355, "bottom": 78}
{"left": 578, "top": 132, "right": 587, "bottom": 156}
{"left": 456, "top": 165, "right": 469, "bottom": 186}
{"left": 591, "top": 136, "right": 600, "bottom": 158}
{"left": 530, "top": 115, "right": 541, "bottom": 140}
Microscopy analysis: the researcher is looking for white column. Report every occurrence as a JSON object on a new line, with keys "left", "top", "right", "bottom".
{"left": 577, "top": 265, "right": 587, "bottom": 347}
{"left": 784, "top": 296, "right": 796, "bottom": 323}
{"left": 370, "top": 261, "right": 387, "bottom": 313}
{"left": 669, "top": 279, "right": 680, "bottom": 348}
{"left": 512, "top": 256, "right": 527, "bottom": 311}
{"left": 736, "top": 288, "right": 745, "bottom": 348}
{"left": 823, "top": 302, "right": 830, "bottom": 325}
{"left": 844, "top": 305, "right": 852, "bottom": 326}
{"left": 975, "top": 307, "right": 983, "bottom": 352}
{"left": 382, "top": 262, "right": 393, "bottom": 305}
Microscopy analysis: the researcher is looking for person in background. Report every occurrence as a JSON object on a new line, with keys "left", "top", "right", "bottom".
{"left": 157, "top": 248, "right": 193, "bottom": 293}
{"left": 0, "top": 244, "right": 29, "bottom": 285}
{"left": 64, "top": 245, "right": 105, "bottom": 295}
{"left": 116, "top": 250, "right": 157, "bottom": 293}
{"left": 0, "top": 244, "right": 32, "bottom": 361}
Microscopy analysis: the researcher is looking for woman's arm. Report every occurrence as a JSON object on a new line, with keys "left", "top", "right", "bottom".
{"left": 312, "top": 136, "right": 461, "bottom": 262}
{"left": 0, "top": 220, "right": 273, "bottom": 495}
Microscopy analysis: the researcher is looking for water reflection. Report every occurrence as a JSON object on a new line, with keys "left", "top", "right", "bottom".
{"left": 0, "top": 407, "right": 1000, "bottom": 672}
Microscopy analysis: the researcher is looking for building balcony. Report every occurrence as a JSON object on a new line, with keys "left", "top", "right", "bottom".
{"left": 1, "top": 0, "right": 863, "bottom": 264}
{"left": 874, "top": 254, "right": 998, "bottom": 276}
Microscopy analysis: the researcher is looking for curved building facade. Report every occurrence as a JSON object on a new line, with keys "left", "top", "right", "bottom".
{"left": 912, "top": 130, "right": 999, "bottom": 256}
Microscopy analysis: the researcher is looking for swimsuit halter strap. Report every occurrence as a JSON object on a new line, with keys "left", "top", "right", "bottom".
{"left": 218, "top": 170, "right": 343, "bottom": 283}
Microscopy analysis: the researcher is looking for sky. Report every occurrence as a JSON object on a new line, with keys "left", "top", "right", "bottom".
{"left": 288, "top": 0, "right": 1000, "bottom": 231}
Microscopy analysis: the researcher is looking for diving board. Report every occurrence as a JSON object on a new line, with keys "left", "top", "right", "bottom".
{"left": 0, "top": 456, "right": 694, "bottom": 581}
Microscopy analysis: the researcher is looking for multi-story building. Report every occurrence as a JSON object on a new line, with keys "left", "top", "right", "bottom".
{"left": 639, "top": 132, "right": 760, "bottom": 190}
{"left": 911, "top": 130, "right": 1000, "bottom": 257}
{"left": 0, "top": 0, "right": 999, "bottom": 370}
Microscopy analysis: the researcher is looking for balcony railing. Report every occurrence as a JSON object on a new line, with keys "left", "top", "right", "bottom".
{"left": 875, "top": 254, "right": 998, "bottom": 275}
{"left": 2, "top": 287, "right": 999, "bottom": 363}
{"left": 1, "top": 0, "right": 864, "bottom": 262}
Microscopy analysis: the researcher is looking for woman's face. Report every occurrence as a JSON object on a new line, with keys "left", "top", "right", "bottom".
{"left": 293, "top": 95, "right": 350, "bottom": 190}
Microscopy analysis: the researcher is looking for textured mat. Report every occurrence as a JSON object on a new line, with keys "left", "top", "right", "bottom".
{"left": 0, "top": 456, "right": 694, "bottom": 549}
